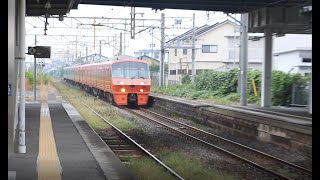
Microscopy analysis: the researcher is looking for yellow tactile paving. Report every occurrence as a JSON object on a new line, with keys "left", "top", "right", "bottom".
{"left": 37, "top": 82, "right": 62, "bottom": 180}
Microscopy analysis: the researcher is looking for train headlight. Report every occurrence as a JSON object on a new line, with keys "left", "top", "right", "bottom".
{"left": 121, "top": 88, "right": 126, "bottom": 92}
{"left": 140, "top": 89, "right": 144, "bottom": 92}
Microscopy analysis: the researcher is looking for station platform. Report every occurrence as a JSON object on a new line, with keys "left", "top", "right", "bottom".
{"left": 233, "top": 104, "right": 312, "bottom": 119}
{"left": 8, "top": 94, "right": 135, "bottom": 180}
{"left": 150, "top": 93, "right": 312, "bottom": 127}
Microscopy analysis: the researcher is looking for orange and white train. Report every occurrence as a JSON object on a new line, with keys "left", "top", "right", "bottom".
{"left": 63, "top": 57, "right": 151, "bottom": 106}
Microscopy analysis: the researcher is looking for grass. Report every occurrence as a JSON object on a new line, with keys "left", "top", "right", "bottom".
{"left": 158, "top": 150, "right": 235, "bottom": 180}
{"left": 53, "top": 79, "right": 138, "bottom": 131}
{"left": 52, "top": 80, "right": 109, "bottom": 130}
{"left": 127, "top": 157, "right": 177, "bottom": 180}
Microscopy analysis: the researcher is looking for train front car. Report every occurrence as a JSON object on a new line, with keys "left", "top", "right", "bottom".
{"left": 111, "top": 59, "right": 151, "bottom": 106}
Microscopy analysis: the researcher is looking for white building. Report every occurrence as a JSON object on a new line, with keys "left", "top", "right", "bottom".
{"left": 272, "top": 34, "right": 312, "bottom": 76}
{"left": 166, "top": 20, "right": 265, "bottom": 82}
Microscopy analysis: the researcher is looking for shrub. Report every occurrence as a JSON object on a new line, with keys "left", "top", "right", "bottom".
{"left": 181, "top": 74, "right": 191, "bottom": 84}
{"left": 223, "top": 93, "right": 240, "bottom": 102}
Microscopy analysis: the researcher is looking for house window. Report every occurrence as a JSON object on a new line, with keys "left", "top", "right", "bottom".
{"left": 174, "top": 49, "right": 177, "bottom": 56}
{"left": 183, "top": 49, "right": 187, "bottom": 55}
{"left": 178, "top": 69, "right": 187, "bottom": 74}
{"left": 202, "top": 45, "right": 218, "bottom": 53}
{"left": 302, "top": 58, "right": 311, "bottom": 63}
{"left": 170, "top": 70, "right": 176, "bottom": 75}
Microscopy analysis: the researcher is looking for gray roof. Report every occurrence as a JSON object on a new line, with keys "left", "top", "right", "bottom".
{"left": 108, "top": 55, "right": 137, "bottom": 61}
{"left": 166, "top": 20, "right": 235, "bottom": 43}
{"left": 137, "top": 55, "right": 159, "bottom": 62}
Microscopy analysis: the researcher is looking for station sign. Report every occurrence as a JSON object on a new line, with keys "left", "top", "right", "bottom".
{"left": 28, "top": 46, "right": 51, "bottom": 58}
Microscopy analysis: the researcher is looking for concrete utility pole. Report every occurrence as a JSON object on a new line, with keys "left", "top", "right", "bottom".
{"left": 239, "top": 13, "right": 248, "bottom": 106}
{"left": 160, "top": 13, "right": 165, "bottom": 86}
{"left": 86, "top": 47, "right": 88, "bottom": 62}
{"left": 131, "top": 7, "right": 135, "bottom": 39}
{"left": 94, "top": 17, "right": 96, "bottom": 49}
{"left": 120, "top": 32, "right": 123, "bottom": 55}
{"left": 18, "top": 0, "right": 26, "bottom": 153}
{"left": 99, "top": 40, "right": 102, "bottom": 58}
{"left": 34, "top": 35, "right": 37, "bottom": 101}
{"left": 261, "top": 29, "right": 272, "bottom": 107}
{"left": 151, "top": 27, "right": 154, "bottom": 58}
{"left": 124, "top": 20, "right": 127, "bottom": 54}
{"left": 75, "top": 35, "right": 78, "bottom": 59}
{"left": 191, "top": 13, "right": 196, "bottom": 84}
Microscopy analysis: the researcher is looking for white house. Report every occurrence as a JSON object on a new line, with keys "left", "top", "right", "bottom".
{"left": 166, "top": 20, "right": 265, "bottom": 82}
{"left": 134, "top": 49, "right": 161, "bottom": 60}
{"left": 272, "top": 34, "right": 312, "bottom": 76}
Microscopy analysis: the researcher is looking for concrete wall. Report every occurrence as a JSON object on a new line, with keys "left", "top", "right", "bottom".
{"left": 149, "top": 95, "right": 312, "bottom": 156}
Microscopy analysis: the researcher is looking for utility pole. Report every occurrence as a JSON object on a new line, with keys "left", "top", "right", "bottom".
{"left": 131, "top": 7, "right": 135, "bottom": 39}
{"left": 191, "top": 13, "right": 196, "bottom": 84}
{"left": 160, "top": 13, "right": 165, "bottom": 86}
{"left": 151, "top": 27, "right": 154, "bottom": 58}
{"left": 239, "top": 13, "right": 248, "bottom": 106}
{"left": 120, "top": 32, "right": 123, "bottom": 55}
{"left": 113, "top": 35, "right": 116, "bottom": 55}
{"left": 94, "top": 17, "right": 96, "bottom": 49}
{"left": 75, "top": 35, "right": 78, "bottom": 60}
{"left": 124, "top": 20, "right": 127, "bottom": 54}
{"left": 99, "top": 40, "right": 101, "bottom": 58}
{"left": 86, "top": 47, "right": 88, "bottom": 62}
{"left": 34, "top": 35, "right": 37, "bottom": 101}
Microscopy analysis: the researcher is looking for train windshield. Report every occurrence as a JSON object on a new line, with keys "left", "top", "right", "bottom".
{"left": 112, "top": 62, "right": 150, "bottom": 79}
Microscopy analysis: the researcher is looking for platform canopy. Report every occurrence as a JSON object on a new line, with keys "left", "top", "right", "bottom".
{"left": 79, "top": 0, "right": 311, "bottom": 13}
{"left": 26, "top": 0, "right": 80, "bottom": 16}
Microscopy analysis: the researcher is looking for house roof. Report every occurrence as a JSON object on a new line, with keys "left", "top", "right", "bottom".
{"left": 166, "top": 20, "right": 237, "bottom": 43}
{"left": 138, "top": 55, "right": 160, "bottom": 62}
{"left": 273, "top": 47, "right": 312, "bottom": 55}
{"left": 136, "top": 49, "right": 161, "bottom": 53}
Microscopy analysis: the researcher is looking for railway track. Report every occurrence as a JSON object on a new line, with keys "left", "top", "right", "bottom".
{"left": 60, "top": 80, "right": 311, "bottom": 179}
{"left": 124, "top": 107, "right": 312, "bottom": 180}
{"left": 59, "top": 82, "right": 184, "bottom": 180}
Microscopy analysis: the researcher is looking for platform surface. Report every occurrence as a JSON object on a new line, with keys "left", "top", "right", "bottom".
{"left": 9, "top": 93, "right": 135, "bottom": 180}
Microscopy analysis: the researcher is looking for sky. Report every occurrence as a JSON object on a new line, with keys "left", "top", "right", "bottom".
{"left": 25, "top": 4, "right": 239, "bottom": 63}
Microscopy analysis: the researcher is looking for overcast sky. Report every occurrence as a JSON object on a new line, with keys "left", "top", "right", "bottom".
{"left": 25, "top": 4, "right": 238, "bottom": 63}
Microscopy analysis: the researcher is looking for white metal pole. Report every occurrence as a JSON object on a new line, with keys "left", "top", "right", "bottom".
{"left": 34, "top": 35, "right": 37, "bottom": 101}
{"left": 261, "top": 29, "right": 272, "bottom": 107}
{"left": 240, "top": 13, "right": 248, "bottom": 106}
{"left": 160, "top": 13, "right": 165, "bottom": 86}
{"left": 309, "top": 68, "right": 312, "bottom": 114}
{"left": 18, "top": 0, "right": 26, "bottom": 153}
{"left": 191, "top": 13, "right": 196, "bottom": 84}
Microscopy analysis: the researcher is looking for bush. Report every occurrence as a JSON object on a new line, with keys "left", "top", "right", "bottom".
{"left": 181, "top": 74, "right": 191, "bottom": 84}
{"left": 37, "top": 73, "right": 49, "bottom": 85}
{"left": 223, "top": 93, "right": 240, "bottom": 102}
{"left": 191, "top": 90, "right": 211, "bottom": 99}
{"left": 25, "top": 72, "right": 34, "bottom": 86}
{"left": 247, "top": 70, "right": 261, "bottom": 96}
{"left": 248, "top": 95, "right": 260, "bottom": 105}
{"left": 195, "top": 68, "right": 238, "bottom": 96}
